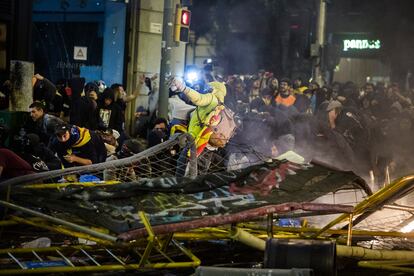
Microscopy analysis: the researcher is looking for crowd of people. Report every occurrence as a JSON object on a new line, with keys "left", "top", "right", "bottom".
{"left": 0, "top": 70, "right": 161, "bottom": 181}
{"left": 1, "top": 67, "right": 413, "bottom": 188}
{"left": 219, "top": 72, "right": 414, "bottom": 186}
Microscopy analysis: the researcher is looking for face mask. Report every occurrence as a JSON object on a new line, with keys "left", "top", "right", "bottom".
{"left": 153, "top": 129, "right": 167, "bottom": 139}
{"left": 118, "top": 144, "right": 133, "bottom": 158}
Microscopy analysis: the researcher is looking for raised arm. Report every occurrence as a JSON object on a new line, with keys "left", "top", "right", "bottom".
{"left": 171, "top": 78, "right": 216, "bottom": 107}
{"left": 182, "top": 86, "right": 215, "bottom": 107}
{"left": 124, "top": 74, "right": 145, "bottom": 103}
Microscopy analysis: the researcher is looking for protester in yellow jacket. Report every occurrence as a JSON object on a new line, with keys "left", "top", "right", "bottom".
{"left": 171, "top": 79, "right": 227, "bottom": 156}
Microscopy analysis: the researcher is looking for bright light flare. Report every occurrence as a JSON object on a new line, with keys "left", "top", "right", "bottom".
{"left": 185, "top": 71, "right": 199, "bottom": 84}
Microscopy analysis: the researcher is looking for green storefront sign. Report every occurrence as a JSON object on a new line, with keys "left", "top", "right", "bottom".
{"left": 343, "top": 39, "right": 381, "bottom": 52}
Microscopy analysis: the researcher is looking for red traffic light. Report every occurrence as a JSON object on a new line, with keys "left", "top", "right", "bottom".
{"left": 181, "top": 10, "right": 191, "bottom": 26}
{"left": 175, "top": 8, "right": 191, "bottom": 42}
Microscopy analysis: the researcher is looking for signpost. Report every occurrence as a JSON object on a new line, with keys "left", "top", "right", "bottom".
{"left": 332, "top": 33, "right": 383, "bottom": 58}
{"left": 74, "top": 46, "right": 87, "bottom": 61}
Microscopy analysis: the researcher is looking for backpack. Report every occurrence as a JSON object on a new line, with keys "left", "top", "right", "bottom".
{"left": 197, "top": 104, "right": 237, "bottom": 148}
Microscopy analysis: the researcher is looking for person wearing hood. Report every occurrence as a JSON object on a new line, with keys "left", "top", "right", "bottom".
{"left": 147, "top": 117, "right": 169, "bottom": 148}
{"left": 74, "top": 82, "right": 105, "bottom": 131}
{"left": 17, "top": 133, "right": 62, "bottom": 172}
{"left": 32, "top": 74, "right": 57, "bottom": 110}
{"left": 170, "top": 78, "right": 228, "bottom": 176}
{"left": 171, "top": 79, "right": 227, "bottom": 152}
{"left": 98, "top": 88, "right": 123, "bottom": 134}
{"left": 68, "top": 68, "right": 87, "bottom": 126}
{"left": 250, "top": 87, "right": 275, "bottom": 113}
{"left": 134, "top": 106, "right": 151, "bottom": 139}
{"left": 326, "top": 100, "right": 372, "bottom": 178}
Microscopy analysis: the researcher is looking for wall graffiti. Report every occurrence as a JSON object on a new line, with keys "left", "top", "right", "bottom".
{"left": 229, "top": 162, "right": 306, "bottom": 196}
{"left": 13, "top": 161, "right": 366, "bottom": 233}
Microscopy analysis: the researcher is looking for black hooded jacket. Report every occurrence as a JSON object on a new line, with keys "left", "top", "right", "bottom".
{"left": 98, "top": 88, "right": 123, "bottom": 133}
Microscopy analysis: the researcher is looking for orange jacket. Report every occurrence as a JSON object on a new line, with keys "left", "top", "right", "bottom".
{"left": 275, "top": 94, "right": 296, "bottom": 107}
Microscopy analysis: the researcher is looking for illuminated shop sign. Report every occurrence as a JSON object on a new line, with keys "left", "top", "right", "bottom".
{"left": 343, "top": 39, "right": 381, "bottom": 51}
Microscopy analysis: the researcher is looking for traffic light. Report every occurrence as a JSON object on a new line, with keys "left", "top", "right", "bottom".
{"left": 174, "top": 8, "right": 191, "bottom": 42}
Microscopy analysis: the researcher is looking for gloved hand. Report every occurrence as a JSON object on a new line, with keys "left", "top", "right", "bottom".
{"left": 168, "top": 77, "right": 186, "bottom": 92}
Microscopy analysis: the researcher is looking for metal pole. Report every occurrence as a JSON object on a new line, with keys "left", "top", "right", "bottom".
{"left": 158, "top": 0, "right": 175, "bottom": 119}
{"left": 346, "top": 213, "right": 353, "bottom": 246}
{"left": 313, "top": 0, "right": 326, "bottom": 86}
{"left": 267, "top": 213, "right": 273, "bottom": 238}
{"left": 187, "top": 134, "right": 198, "bottom": 178}
{"left": 317, "top": 0, "right": 326, "bottom": 46}
{"left": 230, "top": 227, "right": 266, "bottom": 251}
{"left": 125, "top": 0, "right": 140, "bottom": 135}
{"left": 0, "top": 200, "right": 117, "bottom": 243}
